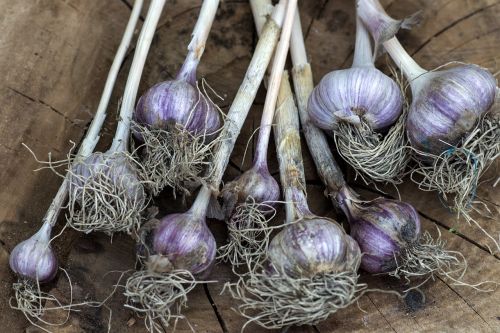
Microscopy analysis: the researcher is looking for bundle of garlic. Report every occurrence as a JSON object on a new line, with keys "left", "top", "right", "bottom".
{"left": 8, "top": 0, "right": 144, "bottom": 325}
{"left": 358, "top": 0, "right": 499, "bottom": 243}
{"left": 123, "top": 1, "right": 291, "bottom": 330}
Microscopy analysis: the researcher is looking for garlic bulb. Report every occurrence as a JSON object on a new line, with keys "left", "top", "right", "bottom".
{"left": 152, "top": 191, "right": 216, "bottom": 274}
{"left": 358, "top": 0, "right": 498, "bottom": 155}
{"left": 134, "top": 58, "right": 221, "bottom": 138}
{"left": 337, "top": 187, "right": 421, "bottom": 273}
{"left": 308, "top": 67, "right": 403, "bottom": 130}
{"left": 268, "top": 217, "right": 361, "bottom": 278}
{"left": 406, "top": 64, "right": 497, "bottom": 154}
{"left": 9, "top": 223, "right": 57, "bottom": 283}
{"left": 308, "top": 17, "right": 403, "bottom": 131}
{"left": 221, "top": 165, "right": 280, "bottom": 218}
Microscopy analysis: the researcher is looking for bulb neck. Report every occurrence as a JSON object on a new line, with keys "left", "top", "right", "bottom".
{"left": 284, "top": 186, "right": 312, "bottom": 223}
{"left": 253, "top": 133, "right": 271, "bottom": 170}
{"left": 383, "top": 37, "right": 427, "bottom": 82}
{"left": 34, "top": 222, "right": 53, "bottom": 243}
{"left": 189, "top": 185, "right": 212, "bottom": 218}
{"left": 176, "top": 52, "right": 199, "bottom": 85}
{"left": 335, "top": 185, "right": 359, "bottom": 221}
{"left": 352, "top": 17, "right": 374, "bottom": 68}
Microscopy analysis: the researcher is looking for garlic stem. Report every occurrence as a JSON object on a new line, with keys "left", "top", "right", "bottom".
{"left": 254, "top": 0, "right": 298, "bottom": 168}
{"left": 273, "top": 71, "right": 311, "bottom": 222}
{"left": 79, "top": 0, "right": 144, "bottom": 157}
{"left": 188, "top": 0, "right": 220, "bottom": 62}
{"left": 290, "top": 10, "right": 346, "bottom": 196}
{"left": 289, "top": 10, "right": 307, "bottom": 67}
{"left": 383, "top": 37, "right": 427, "bottom": 82}
{"left": 205, "top": 1, "right": 285, "bottom": 189}
{"left": 177, "top": 0, "right": 220, "bottom": 83}
{"left": 111, "top": 0, "right": 166, "bottom": 152}
{"left": 249, "top": 0, "right": 273, "bottom": 33}
{"left": 352, "top": 16, "right": 374, "bottom": 68}
{"left": 43, "top": 0, "right": 144, "bottom": 228}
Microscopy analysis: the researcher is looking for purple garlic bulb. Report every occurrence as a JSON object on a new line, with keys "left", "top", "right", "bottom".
{"left": 407, "top": 65, "right": 497, "bottom": 155}
{"left": 134, "top": 61, "right": 221, "bottom": 138}
{"left": 268, "top": 217, "right": 361, "bottom": 278}
{"left": 70, "top": 152, "right": 145, "bottom": 205}
{"left": 221, "top": 166, "right": 280, "bottom": 218}
{"left": 152, "top": 210, "right": 216, "bottom": 274}
{"left": 308, "top": 67, "right": 403, "bottom": 131}
{"left": 9, "top": 223, "right": 57, "bottom": 283}
{"left": 337, "top": 186, "right": 420, "bottom": 273}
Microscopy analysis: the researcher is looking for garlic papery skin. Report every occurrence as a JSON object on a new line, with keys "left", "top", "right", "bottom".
{"left": 308, "top": 67, "right": 404, "bottom": 130}
{"left": 152, "top": 188, "right": 216, "bottom": 274}
{"left": 134, "top": 61, "right": 221, "bottom": 139}
{"left": 406, "top": 64, "right": 497, "bottom": 154}
{"left": 307, "top": 17, "right": 403, "bottom": 131}
{"left": 268, "top": 216, "right": 360, "bottom": 278}
{"left": 9, "top": 223, "right": 57, "bottom": 283}
{"left": 337, "top": 186, "right": 420, "bottom": 273}
{"left": 221, "top": 165, "right": 280, "bottom": 218}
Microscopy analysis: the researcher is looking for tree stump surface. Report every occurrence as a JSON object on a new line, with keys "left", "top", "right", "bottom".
{"left": 0, "top": 0, "right": 498, "bottom": 332}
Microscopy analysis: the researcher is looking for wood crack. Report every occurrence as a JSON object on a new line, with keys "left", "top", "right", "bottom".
{"left": 435, "top": 275, "right": 493, "bottom": 330}
{"left": 8, "top": 87, "right": 85, "bottom": 130}
{"left": 203, "top": 284, "right": 229, "bottom": 333}
{"left": 228, "top": 159, "right": 244, "bottom": 174}
{"left": 411, "top": 2, "right": 500, "bottom": 57}
{"left": 304, "top": 0, "right": 330, "bottom": 42}
{"left": 445, "top": 26, "right": 500, "bottom": 56}
{"left": 366, "top": 294, "right": 398, "bottom": 333}
{"left": 351, "top": 183, "right": 500, "bottom": 261}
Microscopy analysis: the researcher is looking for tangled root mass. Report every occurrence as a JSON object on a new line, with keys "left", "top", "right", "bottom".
{"left": 124, "top": 268, "right": 200, "bottom": 332}
{"left": 334, "top": 116, "right": 410, "bottom": 185}
{"left": 217, "top": 199, "right": 277, "bottom": 267}
{"left": 411, "top": 115, "right": 500, "bottom": 217}
{"left": 225, "top": 261, "right": 366, "bottom": 330}
{"left": 390, "top": 231, "right": 466, "bottom": 282}
{"left": 133, "top": 122, "right": 220, "bottom": 196}
{"left": 67, "top": 152, "right": 146, "bottom": 235}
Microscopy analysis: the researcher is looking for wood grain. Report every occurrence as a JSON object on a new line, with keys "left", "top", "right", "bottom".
{"left": 0, "top": 0, "right": 498, "bottom": 332}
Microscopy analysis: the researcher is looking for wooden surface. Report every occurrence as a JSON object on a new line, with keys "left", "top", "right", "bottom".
{"left": 0, "top": 0, "right": 498, "bottom": 332}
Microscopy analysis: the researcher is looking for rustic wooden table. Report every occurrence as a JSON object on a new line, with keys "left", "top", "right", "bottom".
{"left": 0, "top": 0, "right": 498, "bottom": 332}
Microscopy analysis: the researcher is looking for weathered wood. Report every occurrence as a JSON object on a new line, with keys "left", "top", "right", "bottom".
{"left": 1, "top": 0, "right": 499, "bottom": 332}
